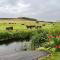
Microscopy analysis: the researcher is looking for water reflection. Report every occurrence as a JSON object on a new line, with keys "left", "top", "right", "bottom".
{"left": 0, "top": 42, "right": 31, "bottom": 55}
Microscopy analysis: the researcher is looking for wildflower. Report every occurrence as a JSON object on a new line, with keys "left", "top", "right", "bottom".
{"left": 56, "top": 35, "right": 60, "bottom": 39}
{"left": 56, "top": 36, "right": 59, "bottom": 39}
{"left": 55, "top": 45, "right": 60, "bottom": 48}
{"left": 48, "top": 36, "right": 53, "bottom": 39}
{"left": 58, "top": 35, "right": 60, "bottom": 39}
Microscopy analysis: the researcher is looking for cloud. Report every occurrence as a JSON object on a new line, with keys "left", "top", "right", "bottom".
{"left": 0, "top": 0, "right": 30, "bottom": 17}
{"left": 0, "top": 0, "right": 60, "bottom": 21}
{"left": 24, "top": 0, "right": 60, "bottom": 21}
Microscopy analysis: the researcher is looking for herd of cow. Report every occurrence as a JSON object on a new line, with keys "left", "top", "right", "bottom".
{"left": 26, "top": 25, "right": 42, "bottom": 29}
{"left": 6, "top": 23, "right": 42, "bottom": 30}
{"left": 6, "top": 25, "right": 42, "bottom": 30}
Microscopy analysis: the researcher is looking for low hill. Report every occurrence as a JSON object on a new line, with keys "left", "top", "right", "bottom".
{"left": 0, "top": 17, "right": 37, "bottom": 21}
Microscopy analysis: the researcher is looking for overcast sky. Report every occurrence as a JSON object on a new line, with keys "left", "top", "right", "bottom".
{"left": 0, "top": 0, "right": 60, "bottom": 21}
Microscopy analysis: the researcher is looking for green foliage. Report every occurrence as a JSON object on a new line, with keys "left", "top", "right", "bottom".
{"left": 13, "top": 31, "right": 32, "bottom": 41}
{"left": 0, "top": 31, "right": 13, "bottom": 39}
{"left": 31, "top": 29, "right": 48, "bottom": 50}
{"left": 0, "top": 30, "right": 32, "bottom": 45}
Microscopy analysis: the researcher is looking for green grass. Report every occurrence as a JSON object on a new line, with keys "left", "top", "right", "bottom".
{"left": 41, "top": 52, "right": 60, "bottom": 60}
{"left": 0, "top": 19, "right": 57, "bottom": 31}
{"left": 0, "top": 23, "right": 27, "bottom": 30}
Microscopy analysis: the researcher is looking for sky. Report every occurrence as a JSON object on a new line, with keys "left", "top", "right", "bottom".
{"left": 0, "top": 0, "right": 60, "bottom": 21}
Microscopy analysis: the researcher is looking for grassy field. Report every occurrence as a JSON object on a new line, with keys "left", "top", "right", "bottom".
{"left": 0, "top": 18, "right": 60, "bottom": 59}
{"left": 0, "top": 23, "right": 26, "bottom": 30}
{"left": 0, "top": 18, "right": 54, "bottom": 44}
{"left": 0, "top": 18, "right": 53, "bottom": 31}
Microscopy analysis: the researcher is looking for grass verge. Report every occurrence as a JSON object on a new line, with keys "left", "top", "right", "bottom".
{"left": 39, "top": 52, "right": 60, "bottom": 60}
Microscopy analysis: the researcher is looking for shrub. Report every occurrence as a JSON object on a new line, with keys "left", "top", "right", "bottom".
{"left": 31, "top": 29, "right": 48, "bottom": 50}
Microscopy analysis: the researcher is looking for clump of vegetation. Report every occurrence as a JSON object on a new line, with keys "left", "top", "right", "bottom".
{"left": 31, "top": 29, "right": 48, "bottom": 50}
{"left": 0, "top": 30, "right": 32, "bottom": 44}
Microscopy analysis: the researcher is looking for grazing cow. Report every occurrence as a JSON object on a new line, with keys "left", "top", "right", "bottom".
{"left": 9, "top": 23, "right": 16, "bottom": 24}
{"left": 36, "top": 21, "right": 39, "bottom": 23}
{"left": 26, "top": 25, "right": 35, "bottom": 29}
{"left": 36, "top": 26, "right": 42, "bottom": 29}
{"left": 42, "top": 24, "right": 45, "bottom": 26}
{"left": 9, "top": 23, "right": 11, "bottom": 24}
{"left": 6, "top": 26, "right": 13, "bottom": 30}
{"left": 21, "top": 24, "right": 24, "bottom": 25}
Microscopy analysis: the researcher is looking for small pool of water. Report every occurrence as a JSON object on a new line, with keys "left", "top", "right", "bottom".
{"left": 0, "top": 42, "right": 31, "bottom": 55}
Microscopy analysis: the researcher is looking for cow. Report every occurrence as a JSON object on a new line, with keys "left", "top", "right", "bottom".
{"left": 26, "top": 25, "right": 35, "bottom": 29}
{"left": 42, "top": 24, "right": 45, "bottom": 26}
{"left": 36, "top": 26, "right": 42, "bottom": 29}
{"left": 21, "top": 24, "right": 24, "bottom": 25}
{"left": 6, "top": 26, "right": 13, "bottom": 30}
{"left": 36, "top": 21, "right": 39, "bottom": 23}
{"left": 9, "top": 23, "right": 11, "bottom": 24}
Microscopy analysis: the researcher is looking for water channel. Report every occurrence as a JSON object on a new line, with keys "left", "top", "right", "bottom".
{"left": 0, "top": 41, "right": 31, "bottom": 56}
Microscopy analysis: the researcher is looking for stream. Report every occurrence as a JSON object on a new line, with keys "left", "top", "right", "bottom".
{"left": 0, "top": 42, "right": 31, "bottom": 56}
{"left": 0, "top": 42, "right": 49, "bottom": 60}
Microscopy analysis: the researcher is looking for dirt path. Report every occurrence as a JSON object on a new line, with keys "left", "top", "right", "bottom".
{"left": 0, "top": 51, "right": 49, "bottom": 60}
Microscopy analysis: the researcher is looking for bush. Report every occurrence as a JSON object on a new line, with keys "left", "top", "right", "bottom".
{"left": 31, "top": 29, "right": 48, "bottom": 50}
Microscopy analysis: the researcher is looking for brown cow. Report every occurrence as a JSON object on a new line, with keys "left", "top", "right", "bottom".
{"left": 26, "top": 25, "right": 35, "bottom": 29}
{"left": 36, "top": 26, "right": 42, "bottom": 29}
{"left": 21, "top": 24, "right": 24, "bottom": 25}
{"left": 6, "top": 26, "right": 13, "bottom": 30}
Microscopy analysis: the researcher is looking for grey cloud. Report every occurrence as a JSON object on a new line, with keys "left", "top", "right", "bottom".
{"left": 24, "top": 0, "right": 60, "bottom": 21}
{"left": 0, "top": 0, "right": 30, "bottom": 18}
{"left": 0, "top": 0, "right": 60, "bottom": 21}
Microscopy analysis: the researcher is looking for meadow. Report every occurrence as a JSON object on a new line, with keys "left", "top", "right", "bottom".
{"left": 0, "top": 18, "right": 60, "bottom": 59}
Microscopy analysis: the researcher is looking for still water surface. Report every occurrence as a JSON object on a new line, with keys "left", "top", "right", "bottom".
{"left": 0, "top": 42, "right": 31, "bottom": 55}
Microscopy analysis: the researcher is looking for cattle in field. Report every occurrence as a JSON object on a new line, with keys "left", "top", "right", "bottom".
{"left": 9, "top": 23, "right": 16, "bottom": 24}
{"left": 36, "top": 21, "right": 39, "bottom": 23}
{"left": 42, "top": 24, "right": 45, "bottom": 26}
{"left": 26, "top": 25, "right": 35, "bottom": 29}
{"left": 36, "top": 26, "right": 42, "bottom": 29}
{"left": 6, "top": 26, "right": 13, "bottom": 30}
{"left": 9, "top": 23, "right": 11, "bottom": 24}
{"left": 21, "top": 24, "right": 24, "bottom": 25}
